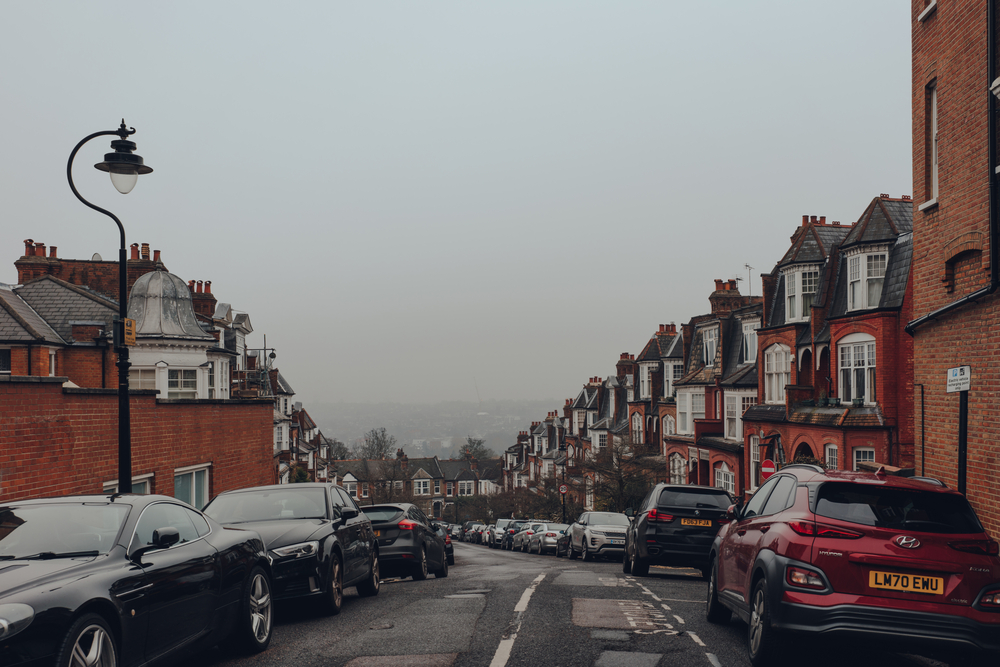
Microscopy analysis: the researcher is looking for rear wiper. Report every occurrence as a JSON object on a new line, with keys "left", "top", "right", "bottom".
{"left": 14, "top": 550, "right": 99, "bottom": 560}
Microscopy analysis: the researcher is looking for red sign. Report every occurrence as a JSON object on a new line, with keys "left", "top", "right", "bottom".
{"left": 761, "top": 459, "right": 777, "bottom": 480}
{"left": 559, "top": 484, "right": 569, "bottom": 495}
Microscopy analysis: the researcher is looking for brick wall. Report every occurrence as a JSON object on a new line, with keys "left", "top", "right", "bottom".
{"left": 0, "top": 376, "right": 274, "bottom": 504}
{"left": 911, "top": 0, "right": 1000, "bottom": 538}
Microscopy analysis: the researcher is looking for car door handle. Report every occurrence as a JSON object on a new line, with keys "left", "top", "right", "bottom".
{"left": 737, "top": 529, "right": 747, "bottom": 536}
{"left": 760, "top": 526, "right": 770, "bottom": 533}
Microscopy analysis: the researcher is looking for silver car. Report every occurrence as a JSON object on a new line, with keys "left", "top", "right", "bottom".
{"left": 512, "top": 522, "right": 543, "bottom": 552}
{"left": 567, "top": 511, "right": 629, "bottom": 561}
{"left": 527, "top": 523, "right": 569, "bottom": 555}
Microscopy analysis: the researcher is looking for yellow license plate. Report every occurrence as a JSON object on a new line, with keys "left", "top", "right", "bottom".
{"left": 681, "top": 518, "right": 712, "bottom": 527}
{"left": 869, "top": 570, "right": 944, "bottom": 595}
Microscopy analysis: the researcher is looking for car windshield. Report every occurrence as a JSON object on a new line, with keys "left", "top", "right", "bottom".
{"left": 204, "top": 489, "right": 327, "bottom": 523}
{"left": 547, "top": 524, "right": 569, "bottom": 531}
{"left": 658, "top": 488, "right": 731, "bottom": 510}
{"left": 588, "top": 512, "right": 630, "bottom": 526}
{"left": 815, "top": 483, "right": 983, "bottom": 534}
{"left": 0, "top": 503, "right": 129, "bottom": 558}
{"left": 363, "top": 507, "right": 404, "bottom": 522}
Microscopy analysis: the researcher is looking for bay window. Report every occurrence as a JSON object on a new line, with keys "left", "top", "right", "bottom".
{"left": 764, "top": 345, "right": 791, "bottom": 404}
{"left": 838, "top": 334, "right": 877, "bottom": 404}
{"left": 669, "top": 453, "right": 686, "bottom": 484}
{"left": 168, "top": 369, "right": 198, "bottom": 399}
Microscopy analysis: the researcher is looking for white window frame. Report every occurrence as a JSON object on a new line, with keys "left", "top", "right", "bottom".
{"left": 825, "top": 444, "right": 839, "bottom": 470}
{"left": 750, "top": 435, "right": 761, "bottom": 491}
{"left": 853, "top": 447, "right": 875, "bottom": 471}
{"left": 764, "top": 344, "right": 791, "bottom": 404}
{"left": 663, "top": 415, "right": 675, "bottom": 436}
{"left": 458, "top": 481, "right": 474, "bottom": 496}
{"left": 631, "top": 413, "right": 643, "bottom": 444}
{"left": 103, "top": 473, "right": 154, "bottom": 495}
{"left": 692, "top": 393, "right": 705, "bottom": 423}
{"left": 715, "top": 462, "right": 735, "bottom": 494}
{"left": 130, "top": 368, "right": 157, "bottom": 391}
{"left": 838, "top": 333, "right": 877, "bottom": 405}
{"left": 929, "top": 81, "right": 938, "bottom": 202}
{"left": 725, "top": 395, "right": 740, "bottom": 440}
{"left": 847, "top": 249, "right": 889, "bottom": 311}
{"left": 48, "top": 348, "right": 57, "bottom": 376}
{"left": 168, "top": 368, "right": 199, "bottom": 399}
{"left": 703, "top": 327, "right": 719, "bottom": 365}
{"left": 742, "top": 320, "right": 759, "bottom": 363}
{"left": 669, "top": 453, "right": 686, "bottom": 484}
{"left": 783, "top": 267, "right": 821, "bottom": 323}
{"left": 596, "top": 432, "right": 608, "bottom": 451}
{"left": 639, "top": 363, "right": 654, "bottom": 400}
{"left": 173, "top": 463, "right": 210, "bottom": 509}
{"left": 414, "top": 479, "right": 430, "bottom": 495}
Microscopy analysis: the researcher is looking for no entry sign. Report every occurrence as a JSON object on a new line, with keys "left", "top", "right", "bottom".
{"left": 761, "top": 459, "right": 777, "bottom": 480}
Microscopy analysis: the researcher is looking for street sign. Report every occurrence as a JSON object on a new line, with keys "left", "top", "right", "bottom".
{"left": 559, "top": 484, "right": 568, "bottom": 495}
{"left": 761, "top": 459, "right": 776, "bottom": 481}
{"left": 946, "top": 365, "right": 971, "bottom": 393}
{"left": 123, "top": 318, "right": 136, "bottom": 346}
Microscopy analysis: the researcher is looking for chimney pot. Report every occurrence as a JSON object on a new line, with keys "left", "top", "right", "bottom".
{"left": 141, "top": 243, "right": 150, "bottom": 260}
{"left": 23, "top": 239, "right": 33, "bottom": 256}
{"left": 153, "top": 249, "right": 161, "bottom": 263}
{"left": 715, "top": 279, "right": 724, "bottom": 291}
{"left": 802, "top": 215, "right": 808, "bottom": 226}
{"left": 130, "top": 244, "right": 140, "bottom": 260}
{"left": 728, "top": 279, "right": 737, "bottom": 291}
{"left": 810, "top": 216, "right": 818, "bottom": 224}
{"left": 34, "top": 242, "right": 45, "bottom": 257}
{"left": 196, "top": 280, "right": 203, "bottom": 294}
{"left": 49, "top": 246, "right": 57, "bottom": 258}
{"left": 187, "top": 280, "right": 195, "bottom": 291}
{"left": 880, "top": 193, "right": 889, "bottom": 198}
{"left": 819, "top": 216, "right": 826, "bottom": 225}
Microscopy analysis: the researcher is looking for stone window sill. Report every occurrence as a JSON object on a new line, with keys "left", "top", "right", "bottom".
{"left": 918, "top": 0, "right": 937, "bottom": 22}
{"left": 918, "top": 198, "right": 938, "bottom": 212}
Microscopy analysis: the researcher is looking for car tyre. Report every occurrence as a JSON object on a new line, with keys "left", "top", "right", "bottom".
{"left": 323, "top": 555, "right": 344, "bottom": 615}
{"left": 569, "top": 542, "right": 578, "bottom": 559}
{"left": 412, "top": 547, "right": 429, "bottom": 581}
{"left": 705, "top": 558, "right": 731, "bottom": 624}
{"left": 226, "top": 565, "right": 273, "bottom": 653}
{"left": 747, "top": 578, "right": 781, "bottom": 667}
{"left": 622, "top": 544, "right": 633, "bottom": 574}
{"left": 435, "top": 554, "right": 449, "bottom": 578}
{"left": 447, "top": 553, "right": 455, "bottom": 566}
{"left": 631, "top": 550, "right": 649, "bottom": 577}
{"left": 357, "top": 551, "right": 380, "bottom": 597}
{"left": 57, "top": 613, "right": 118, "bottom": 667}
{"left": 582, "top": 542, "right": 592, "bottom": 562}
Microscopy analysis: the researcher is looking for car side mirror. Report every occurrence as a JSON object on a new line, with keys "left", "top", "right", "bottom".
{"left": 624, "top": 508, "right": 634, "bottom": 518}
{"left": 725, "top": 504, "right": 738, "bottom": 521}
{"left": 153, "top": 527, "right": 180, "bottom": 548}
{"left": 341, "top": 507, "right": 359, "bottom": 521}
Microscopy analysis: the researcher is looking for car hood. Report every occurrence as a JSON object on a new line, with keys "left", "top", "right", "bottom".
{"left": 590, "top": 524, "right": 628, "bottom": 531}
{"left": 0, "top": 557, "right": 97, "bottom": 600}
{"left": 225, "top": 519, "right": 329, "bottom": 549}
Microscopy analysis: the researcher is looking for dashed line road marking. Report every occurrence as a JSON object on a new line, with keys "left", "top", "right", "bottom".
{"left": 707, "top": 653, "right": 723, "bottom": 667}
{"left": 489, "top": 573, "right": 546, "bottom": 667}
{"left": 673, "top": 614, "right": 685, "bottom": 625}
{"left": 688, "top": 632, "right": 706, "bottom": 647}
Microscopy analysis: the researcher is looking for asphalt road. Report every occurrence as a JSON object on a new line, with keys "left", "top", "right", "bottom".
{"left": 184, "top": 542, "right": 953, "bottom": 667}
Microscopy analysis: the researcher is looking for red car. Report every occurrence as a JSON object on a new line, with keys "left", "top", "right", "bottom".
{"left": 707, "top": 464, "right": 1000, "bottom": 667}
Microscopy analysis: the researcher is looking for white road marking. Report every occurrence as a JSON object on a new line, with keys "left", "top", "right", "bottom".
{"left": 688, "top": 632, "right": 706, "bottom": 647}
{"left": 489, "top": 638, "right": 516, "bottom": 667}
{"left": 673, "top": 614, "right": 685, "bottom": 625}
{"left": 514, "top": 572, "right": 545, "bottom": 612}
{"left": 707, "top": 653, "right": 723, "bottom": 667}
{"left": 489, "top": 573, "right": 546, "bottom": 667}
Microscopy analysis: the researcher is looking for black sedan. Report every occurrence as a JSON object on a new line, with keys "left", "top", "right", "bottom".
{"left": 363, "top": 504, "right": 448, "bottom": 580}
{"left": 431, "top": 522, "right": 455, "bottom": 566}
{"left": 203, "top": 483, "right": 379, "bottom": 615}
{"left": 0, "top": 493, "right": 272, "bottom": 667}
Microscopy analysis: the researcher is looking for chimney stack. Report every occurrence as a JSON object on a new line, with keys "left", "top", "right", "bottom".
{"left": 196, "top": 280, "right": 203, "bottom": 294}
{"left": 715, "top": 279, "right": 724, "bottom": 291}
{"left": 131, "top": 244, "right": 140, "bottom": 260}
{"left": 141, "top": 243, "right": 150, "bottom": 260}
{"left": 23, "top": 239, "right": 33, "bottom": 257}
{"left": 49, "top": 246, "right": 57, "bottom": 258}
{"left": 153, "top": 249, "right": 161, "bottom": 263}
{"left": 34, "top": 242, "right": 45, "bottom": 257}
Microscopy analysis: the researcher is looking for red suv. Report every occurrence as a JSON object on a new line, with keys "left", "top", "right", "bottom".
{"left": 707, "top": 464, "right": 1000, "bottom": 666}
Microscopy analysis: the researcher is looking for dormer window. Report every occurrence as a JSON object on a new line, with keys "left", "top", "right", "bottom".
{"left": 764, "top": 344, "right": 791, "bottom": 404}
{"left": 784, "top": 266, "right": 820, "bottom": 322}
{"left": 702, "top": 327, "right": 718, "bottom": 365}
{"left": 847, "top": 250, "right": 887, "bottom": 311}
{"left": 742, "top": 319, "right": 759, "bottom": 363}
{"left": 639, "top": 362, "right": 655, "bottom": 400}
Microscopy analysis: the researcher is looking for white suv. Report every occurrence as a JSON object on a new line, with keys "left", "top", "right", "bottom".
{"left": 568, "top": 511, "right": 630, "bottom": 561}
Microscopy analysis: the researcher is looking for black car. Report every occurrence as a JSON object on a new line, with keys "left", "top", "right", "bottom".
{"left": 501, "top": 520, "right": 529, "bottom": 550}
{"left": 431, "top": 522, "right": 455, "bottom": 565}
{"left": 364, "top": 504, "right": 448, "bottom": 580}
{"left": 0, "top": 494, "right": 273, "bottom": 667}
{"left": 203, "top": 483, "right": 379, "bottom": 615}
{"left": 624, "top": 483, "right": 733, "bottom": 578}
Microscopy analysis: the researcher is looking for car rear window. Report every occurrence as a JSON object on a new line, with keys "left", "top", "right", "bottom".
{"left": 658, "top": 488, "right": 731, "bottom": 510}
{"left": 815, "top": 483, "right": 983, "bottom": 534}
{"left": 363, "top": 507, "right": 403, "bottom": 522}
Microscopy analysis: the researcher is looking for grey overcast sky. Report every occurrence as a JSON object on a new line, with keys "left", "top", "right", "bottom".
{"left": 1, "top": 2, "right": 910, "bottom": 405}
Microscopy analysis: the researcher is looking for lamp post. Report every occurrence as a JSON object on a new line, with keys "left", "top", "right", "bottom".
{"left": 558, "top": 445, "right": 567, "bottom": 523}
{"left": 67, "top": 120, "right": 153, "bottom": 494}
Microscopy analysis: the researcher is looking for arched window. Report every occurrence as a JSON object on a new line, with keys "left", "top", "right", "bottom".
{"left": 824, "top": 444, "right": 839, "bottom": 470}
{"left": 714, "top": 462, "right": 735, "bottom": 494}
{"left": 663, "top": 415, "right": 675, "bottom": 436}
{"left": 631, "top": 413, "right": 644, "bottom": 444}
{"left": 764, "top": 344, "right": 791, "bottom": 404}
{"left": 837, "top": 333, "right": 877, "bottom": 405}
{"left": 669, "top": 453, "right": 686, "bottom": 484}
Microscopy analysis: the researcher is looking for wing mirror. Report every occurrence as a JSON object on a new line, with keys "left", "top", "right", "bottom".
{"left": 341, "top": 507, "right": 359, "bottom": 521}
{"left": 725, "top": 504, "right": 739, "bottom": 522}
{"left": 624, "top": 508, "right": 634, "bottom": 518}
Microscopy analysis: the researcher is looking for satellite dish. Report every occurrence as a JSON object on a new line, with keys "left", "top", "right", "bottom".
{"left": 91, "top": 253, "right": 102, "bottom": 261}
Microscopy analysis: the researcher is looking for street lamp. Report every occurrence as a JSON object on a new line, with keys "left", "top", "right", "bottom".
{"left": 558, "top": 445, "right": 567, "bottom": 523}
{"left": 67, "top": 120, "right": 153, "bottom": 494}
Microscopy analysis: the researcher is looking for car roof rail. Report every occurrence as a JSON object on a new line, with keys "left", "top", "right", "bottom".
{"left": 779, "top": 463, "right": 825, "bottom": 474}
{"left": 910, "top": 476, "right": 947, "bottom": 487}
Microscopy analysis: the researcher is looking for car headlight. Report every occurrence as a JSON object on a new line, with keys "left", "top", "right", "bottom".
{"left": 0, "top": 603, "right": 34, "bottom": 640}
{"left": 271, "top": 541, "right": 319, "bottom": 559}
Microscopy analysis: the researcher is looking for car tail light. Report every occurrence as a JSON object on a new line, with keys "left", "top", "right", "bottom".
{"left": 788, "top": 520, "right": 862, "bottom": 539}
{"left": 647, "top": 509, "right": 674, "bottom": 523}
{"left": 398, "top": 519, "right": 418, "bottom": 530}
{"left": 979, "top": 590, "right": 1000, "bottom": 609}
{"left": 546, "top": 532, "right": 557, "bottom": 537}
{"left": 526, "top": 530, "right": 534, "bottom": 536}
{"left": 509, "top": 529, "right": 515, "bottom": 534}
{"left": 950, "top": 540, "right": 1000, "bottom": 556}
{"left": 787, "top": 566, "right": 825, "bottom": 590}
{"left": 445, "top": 535, "right": 452, "bottom": 545}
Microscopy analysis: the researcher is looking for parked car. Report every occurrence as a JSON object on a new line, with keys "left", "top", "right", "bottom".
{"left": 501, "top": 520, "right": 530, "bottom": 550}
{"left": 623, "top": 483, "right": 732, "bottom": 578}
{"left": 490, "top": 518, "right": 515, "bottom": 548}
{"left": 483, "top": 524, "right": 495, "bottom": 545}
{"left": 431, "top": 522, "right": 455, "bottom": 565}
{"left": 460, "top": 520, "right": 481, "bottom": 543}
{"left": 528, "top": 523, "right": 569, "bottom": 555}
{"left": 707, "top": 464, "right": 1000, "bottom": 667}
{"left": 513, "top": 522, "right": 543, "bottom": 552}
{"left": 567, "top": 511, "right": 630, "bottom": 561}
{"left": 555, "top": 526, "right": 572, "bottom": 557}
{"left": 449, "top": 524, "right": 462, "bottom": 539}
{"left": 203, "top": 482, "right": 379, "bottom": 615}
{"left": 364, "top": 504, "right": 448, "bottom": 580}
{"left": 0, "top": 494, "right": 273, "bottom": 667}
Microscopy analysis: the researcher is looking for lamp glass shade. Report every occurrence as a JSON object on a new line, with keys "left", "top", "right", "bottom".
{"left": 109, "top": 169, "right": 138, "bottom": 194}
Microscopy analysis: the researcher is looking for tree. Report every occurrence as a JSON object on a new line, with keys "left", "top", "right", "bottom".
{"left": 330, "top": 439, "right": 350, "bottom": 460}
{"left": 462, "top": 436, "right": 495, "bottom": 461}
{"left": 358, "top": 427, "right": 396, "bottom": 460}
{"left": 290, "top": 466, "right": 310, "bottom": 484}
{"left": 363, "top": 459, "right": 415, "bottom": 505}
{"left": 577, "top": 435, "right": 661, "bottom": 513}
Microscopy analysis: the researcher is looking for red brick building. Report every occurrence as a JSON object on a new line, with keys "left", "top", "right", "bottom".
{"left": 908, "top": 0, "right": 1000, "bottom": 535}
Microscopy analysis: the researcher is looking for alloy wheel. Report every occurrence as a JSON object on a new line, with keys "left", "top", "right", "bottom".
{"left": 69, "top": 623, "right": 116, "bottom": 667}
{"left": 249, "top": 571, "right": 273, "bottom": 642}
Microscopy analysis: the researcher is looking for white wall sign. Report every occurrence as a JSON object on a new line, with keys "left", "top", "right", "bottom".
{"left": 946, "top": 366, "right": 971, "bottom": 393}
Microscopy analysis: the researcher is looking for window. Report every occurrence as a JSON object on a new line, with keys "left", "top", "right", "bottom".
{"left": 663, "top": 416, "right": 675, "bottom": 436}
{"left": 715, "top": 463, "right": 735, "bottom": 495}
{"left": 174, "top": 465, "right": 210, "bottom": 509}
{"left": 677, "top": 391, "right": 703, "bottom": 435}
{"left": 639, "top": 364, "right": 653, "bottom": 400}
{"left": 825, "top": 444, "right": 838, "bottom": 470}
{"left": 853, "top": 447, "right": 875, "bottom": 471}
{"left": 784, "top": 268, "right": 820, "bottom": 322}
{"left": 168, "top": 369, "right": 198, "bottom": 399}
{"left": 703, "top": 328, "right": 719, "bottom": 365}
{"left": 48, "top": 349, "right": 56, "bottom": 376}
{"left": 362, "top": 482, "right": 369, "bottom": 498}
{"left": 447, "top": 482, "right": 454, "bottom": 496}
{"left": 631, "top": 413, "right": 643, "bottom": 444}
{"left": 458, "top": 481, "right": 473, "bottom": 496}
{"left": 414, "top": 480, "right": 430, "bottom": 495}
{"left": 669, "top": 453, "right": 686, "bottom": 484}
{"left": 133, "top": 503, "right": 209, "bottom": 548}
{"left": 838, "top": 334, "right": 877, "bottom": 404}
{"left": 597, "top": 432, "right": 607, "bottom": 450}
{"left": 103, "top": 474, "right": 153, "bottom": 495}
{"left": 764, "top": 345, "right": 791, "bottom": 404}
{"left": 848, "top": 252, "right": 888, "bottom": 311}
{"left": 927, "top": 81, "right": 938, "bottom": 202}
{"left": 692, "top": 393, "right": 705, "bottom": 422}
{"left": 750, "top": 435, "right": 761, "bottom": 490}
{"left": 576, "top": 411, "right": 586, "bottom": 434}
{"left": 129, "top": 368, "right": 156, "bottom": 390}
{"left": 394, "top": 480, "right": 403, "bottom": 490}
{"left": 434, "top": 480, "right": 440, "bottom": 494}
{"left": 742, "top": 395, "right": 757, "bottom": 415}
{"left": 725, "top": 395, "right": 740, "bottom": 440}
{"left": 207, "top": 362, "right": 215, "bottom": 398}
{"left": 742, "top": 321, "right": 759, "bottom": 363}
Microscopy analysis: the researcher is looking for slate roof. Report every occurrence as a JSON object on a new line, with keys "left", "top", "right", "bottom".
{"left": 477, "top": 459, "right": 502, "bottom": 481}
{"left": 572, "top": 386, "right": 599, "bottom": 410}
{"left": 658, "top": 332, "right": 683, "bottom": 359}
{"left": 14, "top": 275, "right": 117, "bottom": 343}
{"left": 776, "top": 223, "right": 853, "bottom": 269}
{"left": 841, "top": 198, "right": 912, "bottom": 249}
{"left": 880, "top": 233, "right": 912, "bottom": 309}
{"left": 272, "top": 371, "right": 295, "bottom": 395}
{"left": 697, "top": 436, "right": 743, "bottom": 454}
{"left": 742, "top": 404, "right": 787, "bottom": 423}
{"left": 0, "top": 285, "right": 65, "bottom": 345}
{"left": 787, "top": 406, "right": 885, "bottom": 428}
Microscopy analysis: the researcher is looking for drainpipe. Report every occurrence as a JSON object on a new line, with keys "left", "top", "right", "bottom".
{"left": 906, "top": 0, "right": 1000, "bottom": 335}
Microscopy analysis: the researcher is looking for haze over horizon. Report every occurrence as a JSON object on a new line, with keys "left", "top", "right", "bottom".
{"left": 1, "top": 2, "right": 911, "bottom": 405}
